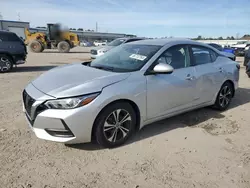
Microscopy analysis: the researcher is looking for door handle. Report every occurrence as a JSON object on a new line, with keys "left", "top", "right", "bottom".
{"left": 219, "top": 67, "right": 223, "bottom": 72}
{"left": 186, "top": 74, "right": 194, "bottom": 80}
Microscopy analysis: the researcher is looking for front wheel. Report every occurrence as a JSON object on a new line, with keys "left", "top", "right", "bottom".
{"left": 95, "top": 102, "right": 136, "bottom": 148}
{"left": 214, "top": 82, "right": 234, "bottom": 111}
{"left": 0, "top": 54, "right": 13, "bottom": 73}
{"left": 29, "top": 40, "right": 43, "bottom": 53}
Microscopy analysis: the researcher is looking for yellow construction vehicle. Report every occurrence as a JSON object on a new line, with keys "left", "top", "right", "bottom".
{"left": 25, "top": 23, "right": 79, "bottom": 53}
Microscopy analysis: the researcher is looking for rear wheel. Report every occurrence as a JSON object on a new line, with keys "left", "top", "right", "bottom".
{"left": 246, "top": 66, "right": 250, "bottom": 78}
{"left": 214, "top": 82, "right": 234, "bottom": 111}
{"left": 95, "top": 102, "right": 136, "bottom": 148}
{"left": 0, "top": 54, "right": 13, "bottom": 73}
{"left": 29, "top": 40, "right": 43, "bottom": 53}
{"left": 58, "top": 41, "right": 70, "bottom": 53}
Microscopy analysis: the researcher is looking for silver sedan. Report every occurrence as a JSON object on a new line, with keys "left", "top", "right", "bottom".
{"left": 22, "top": 39, "right": 240, "bottom": 148}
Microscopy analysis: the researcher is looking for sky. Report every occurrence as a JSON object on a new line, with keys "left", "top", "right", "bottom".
{"left": 0, "top": 0, "right": 250, "bottom": 38}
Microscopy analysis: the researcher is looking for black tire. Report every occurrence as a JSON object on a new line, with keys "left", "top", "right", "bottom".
{"left": 0, "top": 54, "right": 13, "bottom": 73}
{"left": 246, "top": 67, "right": 250, "bottom": 78}
{"left": 29, "top": 40, "right": 43, "bottom": 53}
{"left": 95, "top": 102, "right": 136, "bottom": 148}
{"left": 58, "top": 41, "right": 70, "bottom": 53}
{"left": 214, "top": 82, "right": 234, "bottom": 111}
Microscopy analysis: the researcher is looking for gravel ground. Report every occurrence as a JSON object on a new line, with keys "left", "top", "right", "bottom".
{"left": 0, "top": 47, "right": 250, "bottom": 188}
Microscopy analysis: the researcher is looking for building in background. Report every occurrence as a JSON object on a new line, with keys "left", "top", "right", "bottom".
{"left": 0, "top": 20, "right": 29, "bottom": 39}
{"left": 0, "top": 19, "right": 136, "bottom": 43}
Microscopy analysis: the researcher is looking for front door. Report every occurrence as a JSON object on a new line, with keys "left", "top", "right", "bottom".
{"left": 146, "top": 45, "right": 197, "bottom": 120}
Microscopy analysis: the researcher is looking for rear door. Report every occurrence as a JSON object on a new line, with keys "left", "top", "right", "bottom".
{"left": 190, "top": 45, "right": 224, "bottom": 104}
{"left": 0, "top": 32, "right": 27, "bottom": 59}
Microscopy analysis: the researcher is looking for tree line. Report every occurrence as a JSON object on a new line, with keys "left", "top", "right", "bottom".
{"left": 193, "top": 35, "right": 235, "bottom": 40}
{"left": 193, "top": 34, "right": 250, "bottom": 40}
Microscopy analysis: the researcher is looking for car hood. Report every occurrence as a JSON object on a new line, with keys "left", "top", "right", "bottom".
{"left": 31, "top": 63, "right": 130, "bottom": 98}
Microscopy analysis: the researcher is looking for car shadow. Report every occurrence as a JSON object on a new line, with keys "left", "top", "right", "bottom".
{"left": 12, "top": 65, "right": 57, "bottom": 72}
{"left": 66, "top": 87, "right": 250, "bottom": 150}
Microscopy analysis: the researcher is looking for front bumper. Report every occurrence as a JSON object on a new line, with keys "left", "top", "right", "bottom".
{"left": 22, "top": 84, "right": 99, "bottom": 144}
{"left": 233, "top": 48, "right": 245, "bottom": 56}
{"left": 14, "top": 53, "right": 27, "bottom": 65}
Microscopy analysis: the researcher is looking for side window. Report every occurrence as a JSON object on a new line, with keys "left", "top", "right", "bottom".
{"left": 157, "top": 45, "right": 191, "bottom": 69}
{"left": 0, "top": 33, "right": 8, "bottom": 41}
{"left": 0, "top": 33, "right": 20, "bottom": 42}
{"left": 191, "top": 46, "right": 217, "bottom": 65}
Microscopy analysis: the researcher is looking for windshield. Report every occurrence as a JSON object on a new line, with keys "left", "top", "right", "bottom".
{"left": 91, "top": 44, "right": 161, "bottom": 72}
{"left": 107, "top": 39, "right": 126, "bottom": 46}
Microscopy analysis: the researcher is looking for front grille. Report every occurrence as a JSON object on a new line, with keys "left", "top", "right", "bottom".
{"left": 23, "top": 90, "right": 35, "bottom": 118}
{"left": 23, "top": 90, "right": 49, "bottom": 125}
{"left": 91, "top": 49, "right": 97, "bottom": 55}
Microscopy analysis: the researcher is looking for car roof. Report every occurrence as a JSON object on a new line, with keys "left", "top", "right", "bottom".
{"left": 130, "top": 38, "right": 216, "bottom": 48}
{"left": 115, "top": 37, "right": 146, "bottom": 41}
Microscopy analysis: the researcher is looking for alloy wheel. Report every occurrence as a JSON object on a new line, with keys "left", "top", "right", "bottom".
{"left": 219, "top": 85, "right": 232, "bottom": 107}
{"left": 103, "top": 109, "right": 132, "bottom": 143}
{"left": 0, "top": 57, "right": 11, "bottom": 72}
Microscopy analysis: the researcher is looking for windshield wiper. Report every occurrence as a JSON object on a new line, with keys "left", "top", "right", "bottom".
{"left": 91, "top": 65, "right": 114, "bottom": 72}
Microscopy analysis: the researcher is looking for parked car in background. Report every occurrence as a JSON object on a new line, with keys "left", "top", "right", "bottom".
{"left": 231, "top": 41, "right": 250, "bottom": 56}
{"left": 244, "top": 47, "right": 250, "bottom": 67}
{"left": 245, "top": 45, "right": 250, "bottom": 52}
{"left": 94, "top": 40, "right": 107, "bottom": 46}
{"left": 246, "top": 61, "right": 250, "bottom": 78}
{"left": 90, "top": 37, "right": 145, "bottom": 59}
{"left": 80, "top": 41, "right": 91, "bottom": 47}
{"left": 208, "top": 43, "right": 236, "bottom": 61}
{"left": 22, "top": 39, "right": 239, "bottom": 148}
{"left": 0, "top": 31, "right": 27, "bottom": 73}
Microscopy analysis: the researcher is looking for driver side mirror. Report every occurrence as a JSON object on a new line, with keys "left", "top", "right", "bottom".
{"left": 151, "top": 63, "right": 174, "bottom": 74}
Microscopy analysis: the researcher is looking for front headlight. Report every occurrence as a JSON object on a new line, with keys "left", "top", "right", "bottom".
{"left": 44, "top": 93, "right": 100, "bottom": 109}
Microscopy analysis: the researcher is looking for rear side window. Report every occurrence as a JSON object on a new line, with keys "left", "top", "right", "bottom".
{"left": 191, "top": 46, "right": 218, "bottom": 65}
{"left": 0, "top": 33, "right": 21, "bottom": 42}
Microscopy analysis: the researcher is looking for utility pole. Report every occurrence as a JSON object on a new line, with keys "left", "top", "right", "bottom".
{"left": 17, "top": 12, "right": 21, "bottom": 21}
{"left": 96, "top": 22, "right": 98, "bottom": 32}
{"left": 0, "top": 12, "right": 3, "bottom": 20}
{"left": 236, "top": 33, "right": 240, "bottom": 40}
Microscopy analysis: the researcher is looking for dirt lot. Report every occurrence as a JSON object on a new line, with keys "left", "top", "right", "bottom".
{"left": 0, "top": 47, "right": 250, "bottom": 188}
